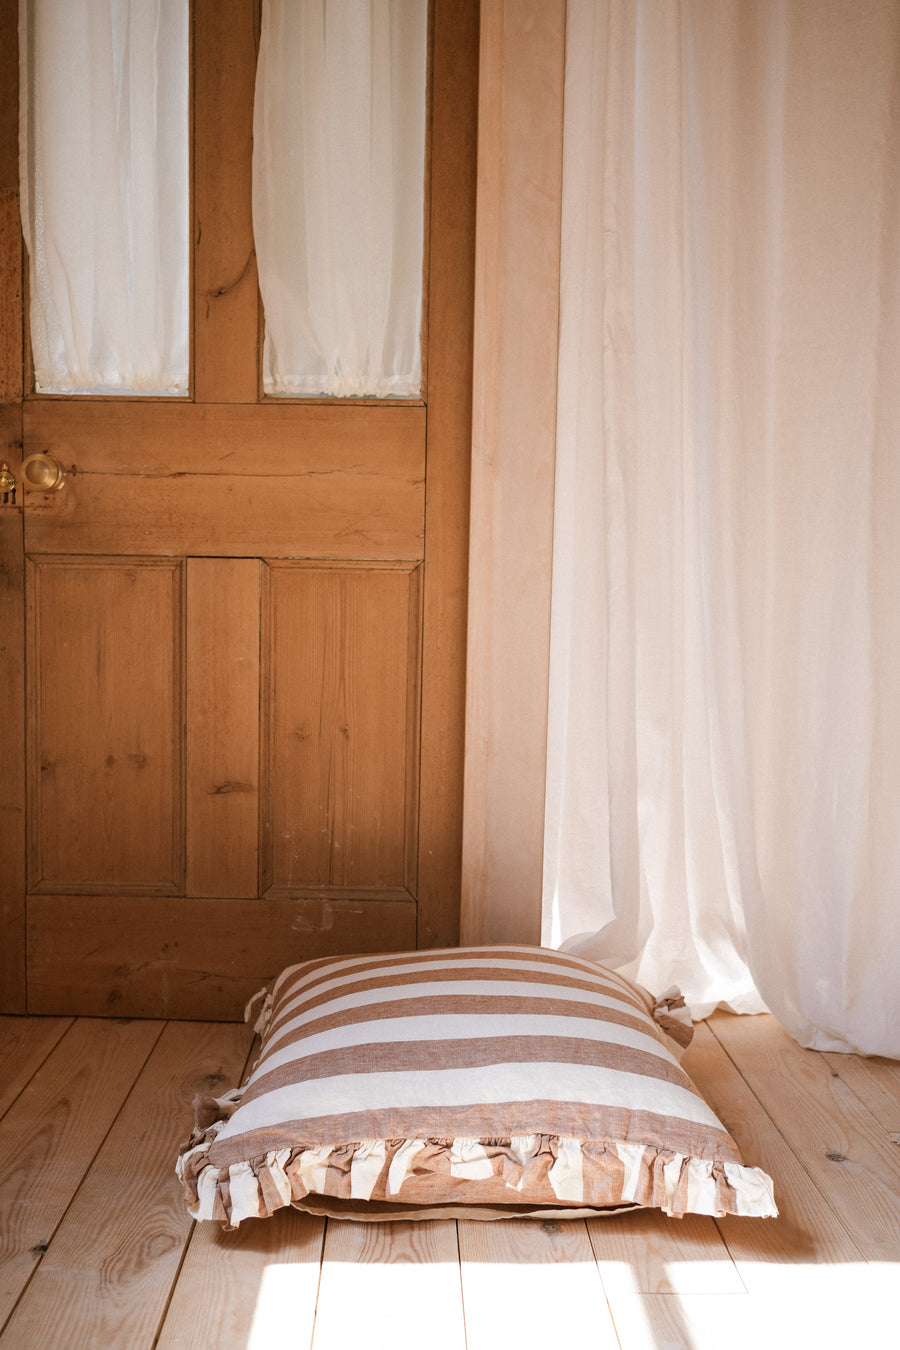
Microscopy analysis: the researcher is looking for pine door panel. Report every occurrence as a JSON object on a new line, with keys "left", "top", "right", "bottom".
{"left": 263, "top": 562, "right": 421, "bottom": 896}
{"left": 26, "top": 558, "right": 184, "bottom": 895}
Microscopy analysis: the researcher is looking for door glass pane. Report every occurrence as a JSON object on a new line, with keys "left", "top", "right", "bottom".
{"left": 19, "top": 0, "right": 189, "bottom": 396}
{"left": 253, "top": 0, "right": 427, "bottom": 398}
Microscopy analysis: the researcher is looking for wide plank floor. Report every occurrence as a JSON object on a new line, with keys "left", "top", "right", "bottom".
{"left": 0, "top": 1010, "right": 898, "bottom": 1349}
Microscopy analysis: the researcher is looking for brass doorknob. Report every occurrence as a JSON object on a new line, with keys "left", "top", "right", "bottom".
{"left": 21, "top": 452, "right": 66, "bottom": 492}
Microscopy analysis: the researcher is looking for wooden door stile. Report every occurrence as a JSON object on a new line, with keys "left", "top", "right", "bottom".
{"left": 0, "top": 502, "right": 25, "bottom": 1013}
{"left": 0, "top": 0, "right": 24, "bottom": 1014}
{"left": 193, "top": 0, "right": 260, "bottom": 405}
{"left": 186, "top": 558, "right": 261, "bottom": 899}
{"left": 415, "top": 0, "right": 478, "bottom": 949}
{"left": 0, "top": 1019, "right": 252, "bottom": 1350}
{"left": 0, "top": 1017, "right": 163, "bottom": 1322}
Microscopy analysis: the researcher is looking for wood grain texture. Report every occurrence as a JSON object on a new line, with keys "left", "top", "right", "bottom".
{"left": 0, "top": 0, "right": 17, "bottom": 195}
{"left": 0, "top": 2, "right": 20, "bottom": 400}
{"left": 26, "top": 893, "right": 417, "bottom": 1020}
{"left": 23, "top": 465, "right": 425, "bottom": 560}
{"left": 0, "top": 1015, "right": 72, "bottom": 1120}
{"left": 0, "top": 193, "right": 22, "bottom": 404}
{"left": 157, "top": 1208, "right": 326, "bottom": 1350}
{"left": 1, "top": 1020, "right": 252, "bottom": 1350}
{"left": 11, "top": 0, "right": 475, "bottom": 1013}
{"left": 313, "top": 1220, "right": 466, "bottom": 1350}
{"left": 586, "top": 1208, "right": 746, "bottom": 1296}
{"left": 0, "top": 0, "right": 24, "bottom": 1014}
{"left": 822, "top": 1048, "right": 900, "bottom": 1137}
{"left": 22, "top": 399, "right": 425, "bottom": 475}
{"left": 263, "top": 562, "right": 421, "bottom": 892}
{"left": 0, "top": 1013, "right": 898, "bottom": 1349}
{"left": 0, "top": 1017, "right": 161, "bottom": 1321}
{"left": 193, "top": 0, "right": 260, "bottom": 403}
{"left": 186, "top": 558, "right": 260, "bottom": 898}
{"left": 461, "top": 0, "right": 566, "bottom": 947}
{"left": 0, "top": 504, "right": 25, "bottom": 1012}
{"left": 458, "top": 1218, "right": 620, "bottom": 1350}
{"left": 682, "top": 1019, "right": 869, "bottom": 1272}
{"left": 415, "top": 0, "right": 479, "bottom": 948}
{"left": 707, "top": 1010, "right": 900, "bottom": 1264}
{"left": 26, "top": 558, "right": 184, "bottom": 892}
{"left": 607, "top": 1291, "right": 762, "bottom": 1350}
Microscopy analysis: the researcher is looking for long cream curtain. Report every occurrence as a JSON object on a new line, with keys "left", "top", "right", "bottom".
{"left": 544, "top": 0, "right": 900, "bottom": 1056}
{"left": 19, "top": 0, "right": 189, "bottom": 395}
{"left": 253, "top": 0, "right": 427, "bottom": 397}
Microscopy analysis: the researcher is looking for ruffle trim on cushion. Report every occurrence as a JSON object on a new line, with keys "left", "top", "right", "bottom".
{"left": 652, "top": 987, "right": 695, "bottom": 1056}
{"left": 176, "top": 1099, "right": 777, "bottom": 1230}
{"left": 244, "top": 986, "right": 273, "bottom": 1036}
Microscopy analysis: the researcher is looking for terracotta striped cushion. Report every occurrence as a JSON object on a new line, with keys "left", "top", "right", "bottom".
{"left": 177, "top": 945, "right": 777, "bottom": 1226}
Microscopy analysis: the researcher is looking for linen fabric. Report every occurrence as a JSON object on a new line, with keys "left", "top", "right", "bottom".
{"left": 18, "top": 0, "right": 189, "bottom": 394}
{"left": 543, "top": 0, "right": 900, "bottom": 1055}
{"left": 252, "top": 0, "right": 427, "bottom": 397}
{"left": 177, "top": 946, "right": 777, "bottom": 1226}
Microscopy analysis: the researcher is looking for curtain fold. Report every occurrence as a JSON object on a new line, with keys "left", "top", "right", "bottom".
{"left": 545, "top": 0, "right": 900, "bottom": 1056}
{"left": 19, "top": 0, "right": 189, "bottom": 395}
{"left": 253, "top": 0, "right": 427, "bottom": 398}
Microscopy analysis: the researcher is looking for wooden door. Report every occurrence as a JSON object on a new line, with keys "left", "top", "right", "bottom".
{"left": 0, "top": 1, "right": 478, "bottom": 1019}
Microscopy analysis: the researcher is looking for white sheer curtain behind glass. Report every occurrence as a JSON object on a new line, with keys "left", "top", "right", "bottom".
{"left": 253, "top": 0, "right": 427, "bottom": 398}
{"left": 544, "top": 0, "right": 900, "bottom": 1056}
{"left": 18, "top": 0, "right": 189, "bottom": 395}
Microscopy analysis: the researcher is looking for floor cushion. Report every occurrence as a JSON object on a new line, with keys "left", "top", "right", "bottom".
{"left": 176, "top": 945, "right": 777, "bottom": 1227}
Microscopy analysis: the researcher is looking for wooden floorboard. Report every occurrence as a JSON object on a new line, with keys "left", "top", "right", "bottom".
{"left": 0, "top": 1018, "right": 251, "bottom": 1349}
{"left": 585, "top": 1208, "right": 746, "bottom": 1296}
{"left": 156, "top": 1199, "right": 325, "bottom": 1349}
{"left": 708, "top": 1010, "right": 900, "bottom": 1263}
{"left": 313, "top": 1219, "right": 466, "bottom": 1350}
{"left": 0, "top": 1016, "right": 73, "bottom": 1121}
{"left": 459, "top": 1216, "right": 620, "bottom": 1350}
{"left": 0, "top": 1011, "right": 897, "bottom": 1349}
{"left": 0, "top": 1018, "right": 164, "bottom": 1325}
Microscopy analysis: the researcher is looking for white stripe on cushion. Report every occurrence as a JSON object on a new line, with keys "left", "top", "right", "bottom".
{"left": 213, "top": 1061, "right": 725, "bottom": 1142}
{"left": 264, "top": 980, "right": 658, "bottom": 1053}
{"left": 250, "top": 1013, "right": 678, "bottom": 1084}
{"left": 267, "top": 955, "right": 648, "bottom": 1026}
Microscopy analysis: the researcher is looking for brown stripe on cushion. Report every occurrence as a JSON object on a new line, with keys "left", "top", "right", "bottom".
{"left": 265, "top": 973, "right": 649, "bottom": 1042}
{"left": 263, "top": 994, "right": 668, "bottom": 1057}
{"left": 268, "top": 947, "right": 649, "bottom": 1003}
{"left": 264, "top": 950, "right": 651, "bottom": 1034}
{"left": 243, "top": 1035, "right": 690, "bottom": 1101}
